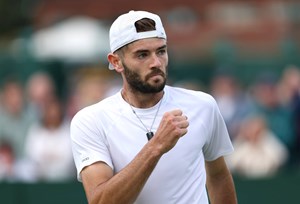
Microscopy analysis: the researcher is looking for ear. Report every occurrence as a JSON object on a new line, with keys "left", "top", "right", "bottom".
{"left": 107, "top": 53, "right": 123, "bottom": 72}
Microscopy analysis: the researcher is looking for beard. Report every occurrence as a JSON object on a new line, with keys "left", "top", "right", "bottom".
{"left": 123, "top": 62, "right": 167, "bottom": 94}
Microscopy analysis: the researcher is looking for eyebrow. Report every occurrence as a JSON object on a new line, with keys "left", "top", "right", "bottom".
{"left": 134, "top": 44, "right": 167, "bottom": 54}
{"left": 158, "top": 45, "right": 167, "bottom": 50}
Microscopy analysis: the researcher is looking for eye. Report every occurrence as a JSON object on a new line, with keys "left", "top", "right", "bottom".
{"left": 137, "top": 52, "right": 148, "bottom": 59}
{"left": 158, "top": 49, "right": 166, "bottom": 56}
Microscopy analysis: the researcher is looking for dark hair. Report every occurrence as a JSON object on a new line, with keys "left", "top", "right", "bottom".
{"left": 134, "top": 18, "right": 156, "bottom": 32}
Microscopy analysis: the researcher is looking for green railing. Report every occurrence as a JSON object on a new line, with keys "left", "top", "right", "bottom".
{"left": 0, "top": 170, "right": 299, "bottom": 204}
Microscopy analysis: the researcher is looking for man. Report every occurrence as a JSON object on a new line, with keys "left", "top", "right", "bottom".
{"left": 71, "top": 10, "right": 237, "bottom": 204}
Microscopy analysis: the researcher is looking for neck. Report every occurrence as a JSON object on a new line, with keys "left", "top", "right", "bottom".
{"left": 121, "top": 88, "right": 164, "bottom": 108}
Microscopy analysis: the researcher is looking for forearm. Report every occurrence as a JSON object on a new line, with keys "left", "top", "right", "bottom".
{"left": 90, "top": 142, "right": 162, "bottom": 204}
{"left": 206, "top": 171, "right": 237, "bottom": 204}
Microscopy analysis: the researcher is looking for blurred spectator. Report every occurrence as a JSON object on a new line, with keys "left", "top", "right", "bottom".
{"left": 0, "top": 139, "right": 15, "bottom": 181}
{"left": 226, "top": 115, "right": 288, "bottom": 178}
{"left": 23, "top": 96, "right": 75, "bottom": 182}
{"left": 66, "top": 67, "right": 120, "bottom": 118}
{"left": 293, "top": 83, "right": 300, "bottom": 166}
{"left": 210, "top": 70, "right": 253, "bottom": 140}
{"left": 249, "top": 72, "right": 295, "bottom": 153}
{"left": 25, "top": 71, "right": 56, "bottom": 121}
{"left": 277, "top": 65, "right": 300, "bottom": 107}
{"left": 277, "top": 65, "right": 300, "bottom": 165}
{"left": 0, "top": 77, "right": 35, "bottom": 161}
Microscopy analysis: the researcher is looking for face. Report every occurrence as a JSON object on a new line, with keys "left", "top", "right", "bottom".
{"left": 119, "top": 38, "right": 168, "bottom": 94}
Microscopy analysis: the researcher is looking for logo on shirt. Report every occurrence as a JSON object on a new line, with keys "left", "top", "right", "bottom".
{"left": 82, "top": 157, "right": 89, "bottom": 162}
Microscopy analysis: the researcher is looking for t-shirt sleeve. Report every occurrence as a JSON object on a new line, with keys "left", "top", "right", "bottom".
{"left": 203, "top": 96, "right": 234, "bottom": 161}
{"left": 70, "top": 107, "right": 113, "bottom": 181}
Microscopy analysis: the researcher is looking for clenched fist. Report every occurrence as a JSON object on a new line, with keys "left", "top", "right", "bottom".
{"left": 151, "top": 109, "right": 189, "bottom": 154}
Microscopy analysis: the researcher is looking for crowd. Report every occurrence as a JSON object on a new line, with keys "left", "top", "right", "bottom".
{"left": 176, "top": 64, "right": 300, "bottom": 178}
{"left": 0, "top": 72, "right": 75, "bottom": 182}
{"left": 0, "top": 64, "right": 299, "bottom": 182}
{"left": 0, "top": 67, "right": 120, "bottom": 183}
{"left": 210, "top": 65, "right": 300, "bottom": 178}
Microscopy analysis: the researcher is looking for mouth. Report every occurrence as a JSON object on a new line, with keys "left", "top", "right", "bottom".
{"left": 146, "top": 70, "right": 165, "bottom": 80}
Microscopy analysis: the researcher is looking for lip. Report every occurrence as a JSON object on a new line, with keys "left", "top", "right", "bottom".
{"left": 147, "top": 73, "right": 164, "bottom": 81}
{"left": 147, "top": 70, "right": 164, "bottom": 78}
{"left": 150, "top": 73, "right": 163, "bottom": 77}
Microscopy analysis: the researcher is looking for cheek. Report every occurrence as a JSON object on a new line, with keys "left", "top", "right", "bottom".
{"left": 162, "top": 56, "right": 168, "bottom": 70}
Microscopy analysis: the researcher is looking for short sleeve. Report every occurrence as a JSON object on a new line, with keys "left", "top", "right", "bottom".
{"left": 203, "top": 97, "right": 234, "bottom": 161}
{"left": 70, "top": 107, "right": 113, "bottom": 181}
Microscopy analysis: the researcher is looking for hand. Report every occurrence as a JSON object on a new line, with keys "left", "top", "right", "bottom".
{"left": 151, "top": 109, "right": 189, "bottom": 154}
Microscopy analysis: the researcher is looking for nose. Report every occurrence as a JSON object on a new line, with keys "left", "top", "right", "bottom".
{"left": 150, "top": 54, "right": 162, "bottom": 68}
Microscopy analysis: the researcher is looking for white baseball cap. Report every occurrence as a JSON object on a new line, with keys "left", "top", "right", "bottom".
{"left": 108, "top": 10, "right": 167, "bottom": 70}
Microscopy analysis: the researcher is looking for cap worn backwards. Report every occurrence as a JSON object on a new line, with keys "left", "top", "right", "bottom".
{"left": 108, "top": 10, "right": 167, "bottom": 70}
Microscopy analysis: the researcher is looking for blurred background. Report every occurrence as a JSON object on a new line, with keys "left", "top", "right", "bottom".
{"left": 0, "top": 0, "right": 299, "bottom": 203}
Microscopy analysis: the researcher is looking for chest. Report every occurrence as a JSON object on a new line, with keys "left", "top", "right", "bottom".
{"left": 106, "top": 108, "right": 210, "bottom": 173}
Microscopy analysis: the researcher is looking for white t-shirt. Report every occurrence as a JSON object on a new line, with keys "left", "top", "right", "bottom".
{"left": 71, "top": 85, "right": 233, "bottom": 204}
{"left": 25, "top": 121, "right": 75, "bottom": 181}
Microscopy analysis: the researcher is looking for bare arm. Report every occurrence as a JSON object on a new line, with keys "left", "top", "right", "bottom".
{"left": 81, "top": 109, "right": 189, "bottom": 204}
{"left": 205, "top": 156, "right": 238, "bottom": 204}
{"left": 82, "top": 143, "right": 162, "bottom": 204}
